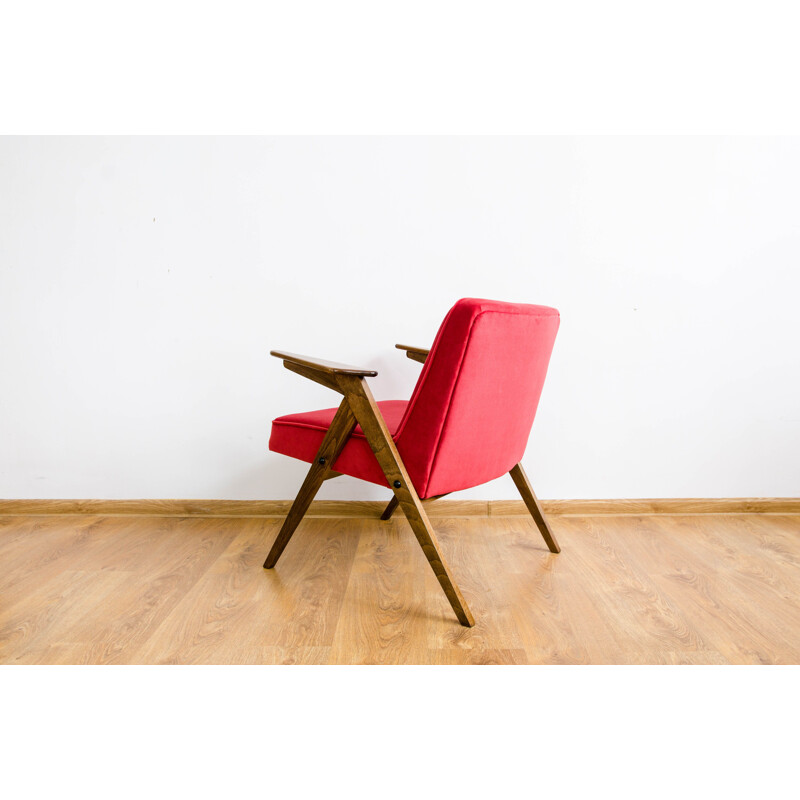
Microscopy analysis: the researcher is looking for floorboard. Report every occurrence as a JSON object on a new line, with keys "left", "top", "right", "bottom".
{"left": 1, "top": 511, "right": 798, "bottom": 664}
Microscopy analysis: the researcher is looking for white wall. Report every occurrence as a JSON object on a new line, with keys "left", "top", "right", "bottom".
{"left": 1, "top": 136, "right": 798, "bottom": 500}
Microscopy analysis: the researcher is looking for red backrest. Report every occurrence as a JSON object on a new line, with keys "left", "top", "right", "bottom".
{"left": 395, "top": 298, "right": 560, "bottom": 498}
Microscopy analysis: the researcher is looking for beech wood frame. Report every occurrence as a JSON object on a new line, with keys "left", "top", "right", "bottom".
{"left": 264, "top": 345, "right": 560, "bottom": 627}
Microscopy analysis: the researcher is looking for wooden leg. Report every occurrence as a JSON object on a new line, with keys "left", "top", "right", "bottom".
{"left": 509, "top": 463, "right": 560, "bottom": 554}
{"left": 382, "top": 492, "right": 451, "bottom": 521}
{"left": 263, "top": 399, "right": 357, "bottom": 568}
{"left": 338, "top": 375, "right": 475, "bottom": 627}
{"left": 380, "top": 496, "right": 399, "bottom": 520}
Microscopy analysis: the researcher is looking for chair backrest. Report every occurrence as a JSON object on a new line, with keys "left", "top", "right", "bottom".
{"left": 395, "top": 298, "right": 560, "bottom": 498}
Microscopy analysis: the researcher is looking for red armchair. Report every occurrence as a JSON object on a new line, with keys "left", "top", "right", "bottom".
{"left": 266, "top": 298, "right": 561, "bottom": 626}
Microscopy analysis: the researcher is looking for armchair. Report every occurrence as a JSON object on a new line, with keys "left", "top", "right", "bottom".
{"left": 266, "top": 298, "right": 561, "bottom": 627}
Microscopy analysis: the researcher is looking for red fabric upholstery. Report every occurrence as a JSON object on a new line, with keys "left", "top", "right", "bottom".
{"left": 396, "top": 298, "right": 560, "bottom": 496}
{"left": 269, "top": 298, "right": 560, "bottom": 497}
{"left": 270, "top": 400, "right": 409, "bottom": 488}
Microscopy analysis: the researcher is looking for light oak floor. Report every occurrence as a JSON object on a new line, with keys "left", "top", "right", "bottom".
{"left": 1, "top": 512, "right": 799, "bottom": 664}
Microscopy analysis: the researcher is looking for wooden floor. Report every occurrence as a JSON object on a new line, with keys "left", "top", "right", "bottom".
{"left": 1, "top": 511, "right": 799, "bottom": 664}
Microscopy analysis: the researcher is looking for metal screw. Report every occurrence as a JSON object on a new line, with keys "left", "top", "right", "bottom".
{"left": 318, "top": 457, "right": 326, "bottom": 465}
{"left": 393, "top": 480, "right": 401, "bottom": 489}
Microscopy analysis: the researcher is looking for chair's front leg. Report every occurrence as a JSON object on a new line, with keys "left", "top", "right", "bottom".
{"left": 263, "top": 399, "right": 357, "bottom": 568}
{"left": 509, "top": 463, "right": 560, "bottom": 553}
{"left": 338, "top": 374, "right": 475, "bottom": 627}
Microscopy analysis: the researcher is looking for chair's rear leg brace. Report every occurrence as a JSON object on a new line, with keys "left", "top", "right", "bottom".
{"left": 338, "top": 375, "right": 475, "bottom": 627}
{"left": 509, "top": 463, "right": 560, "bottom": 554}
{"left": 263, "top": 399, "right": 357, "bottom": 568}
{"left": 380, "top": 495, "right": 399, "bottom": 520}
{"left": 380, "top": 492, "right": 450, "bottom": 521}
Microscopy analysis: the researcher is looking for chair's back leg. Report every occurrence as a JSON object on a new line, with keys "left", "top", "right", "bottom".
{"left": 381, "top": 493, "right": 449, "bottom": 521}
{"left": 338, "top": 375, "right": 475, "bottom": 627}
{"left": 263, "top": 399, "right": 357, "bottom": 568}
{"left": 380, "top": 495, "right": 399, "bottom": 520}
{"left": 509, "top": 463, "right": 560, "bottom": 553}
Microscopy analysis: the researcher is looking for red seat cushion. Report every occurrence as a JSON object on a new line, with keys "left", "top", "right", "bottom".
{"left": 269, "top": 400, "right": 409, "bottom": 489}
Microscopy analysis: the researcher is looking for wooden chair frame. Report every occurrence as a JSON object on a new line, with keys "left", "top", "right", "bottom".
{"left": 264, "top": 344, "right": 560, "bottom": 627}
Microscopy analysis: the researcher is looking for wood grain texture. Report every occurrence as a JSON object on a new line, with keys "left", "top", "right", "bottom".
{"left": 270, "top": 349, "right": 377, "bottom": 376}
{"left": 2, "top": 512, "right": 799, "bottom": 664}
{"left": 283, "top": 361, "right": 343, "bottom": 393}
{"left": 328, "top": 521, "right": 431, "bottom": 664}
{"left": 3, "top": 497, "right": 798, "bottom": 518}
{"left": 489, "top": 498, "right": 800, "bottom": 516}
{"left": 395, "top": 344, "right": 430, "bottom": 364}
{"left": 336, "top": 374, "right": 475, "bottom": 626}
{"left": 380, "top": 493, "right": 451, "bottom": 521}
{"left": 133, "top": 518, "right": 359, "bottom": 663}
{"left": 509, "top": 463, "right": 560, "bottom": 553}
{"left": 263, "top": 398, "right": 357, "bottom": 568}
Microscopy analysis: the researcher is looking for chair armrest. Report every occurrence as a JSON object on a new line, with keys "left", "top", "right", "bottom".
{"left": 395, "top": 343, "right": 430, "bottom": 364}
{"left": 270, "top": 350, "right": 378, "bottom": 377}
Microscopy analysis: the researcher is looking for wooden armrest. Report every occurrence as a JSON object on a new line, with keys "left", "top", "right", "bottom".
{"left": 270, "top": 350, "right": 377, "bottom": 377}
{"left": 395, "top": 343, "right": 430, "bottom": 364}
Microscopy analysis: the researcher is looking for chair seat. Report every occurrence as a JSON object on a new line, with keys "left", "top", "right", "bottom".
{"left": 269, "top": 400, "right": 409, "bottom": 489}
